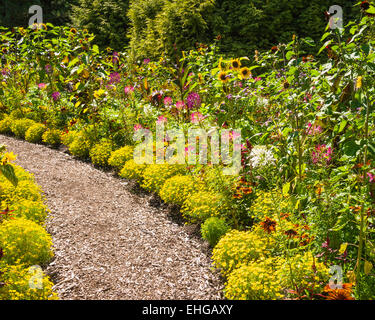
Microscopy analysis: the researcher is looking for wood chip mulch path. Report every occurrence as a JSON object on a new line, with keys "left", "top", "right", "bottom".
{"left": 0, "top": 135, "right": 223, "bottom": 300}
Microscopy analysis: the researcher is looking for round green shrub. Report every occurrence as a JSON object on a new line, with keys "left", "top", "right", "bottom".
{"left": 181, "top": 191, "right": 228, "bottom": 224}
{"left": 159, "top": 175, "right": 196, "bottom": 205}
{"left": 42, "top": 129, "right": 61, "bottom": 147}
{"left": 89, "top": 140, "right": 113, "bottom": 167}
{"left": 119, "top": 159, "right": 147, "bottom": 181}
{"left": 141, "top": 164, "right": 185, "bottom": 193}
{"left": 108, "top": 146, "right": 134, "bottom": 170}
{"left": 0, "top": 217, "right": 53, "bottom": 265}
{"left": 25, "top": 123, "right": 46, "bottom": 143}
{"left": 201, "top": 217, "right": 231, "bottom": 247}
{"left": 68, "top": 134, "right": 91, "bottom": 158}
{"left": 212, "top": 230, "right": 273, "bottom": 275}
{"left": 10, "top": 119, "right": 35, "bottom": 138}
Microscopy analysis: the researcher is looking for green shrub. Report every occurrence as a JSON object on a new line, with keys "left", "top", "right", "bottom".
{"left": 108, "top": 146, "right": 134, "bottom": 170}
{"left": 201, "top": 217, "right": 230, "bottom": 247}
{"left": 0, "top": 264, "right": 58, "bottom": 300}
{"left": 224, "top": 257, "right": 284, "bottom": 300}
{"left": 61, "top": 130, "right": 78, "bottom": 147}
{"left": 141, "top": 164, "right": 185, "bottom": 193}
{"left": 71, "top": 0, "right": 130, "bottom": 50}
{"left": 25, "top": 123, "right": 46, "bottom": 143}
{"left": 0, "top": 217, "right": 53, "bottom": 265}
{"left": 127, "top": 0, "right": 214, "bottom": 60}
{"left": 10, "top": 119, "right": 35, "bottom": 138}
{"left": 0, "top": 116, "right": 12, "bottom": 134}
{"left": 7, "top": 199, "right": 48, "bottom": 225}
{"left": 119, "top": 159, "right": 147, "bottom": 181}
{"left": 0, "top": 179, "right": 42, "bottom": 204}
{"left": 42, "top": 129, "right": 61, "bottom": 147}
{"left": 159, "top": 175, "right": 196, "bottom": 205}
{"left": 181, "top": 191, "right": 228, "bottom": 223}
{"left": 68, "top": 134, "right": 91, "bottom": 158}
{"left": 89, "top": 140, "right": 113, "bottom": 167}
{"left": 212, "top": 229, "right": 273, "bottom": 275}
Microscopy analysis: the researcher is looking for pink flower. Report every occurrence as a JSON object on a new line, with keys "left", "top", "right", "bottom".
{"left": 164, "top": 96, "right": 172, "bottom": 106}
{"left": 134, "top": 124, "right": 142, "bottom": 132}
{"left": 312, "top": 144, "right": 333, "bottom": 165}
{"left": 157, "top": 115, "right": 168, "bottom": 124}
{"left": 176, "top": 101, "right": 185, "bottom": 110}
{"left": 124, "top": 86, "right": 134, "bottom": 95}
{"left": 191, "top": 112, "right": 205, "bottom": 124}
{"left": 307, "top": 122, "right": 323, "bottom": 136}
{"left": 38, "top": 83, "right": 46, "bottom": 89}
{"left": 368, "top": 172, "right": 375, "bottom": 183}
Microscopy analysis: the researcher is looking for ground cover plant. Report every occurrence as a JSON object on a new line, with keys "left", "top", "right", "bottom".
{"left": 0, "top": 145, "right": 57, "bottom": 300}
{"left": 1, "top": 1, "right": 375, "bottom": 300}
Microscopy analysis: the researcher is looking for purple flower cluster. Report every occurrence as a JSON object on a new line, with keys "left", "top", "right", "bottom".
{"left": 109, "top": 72, "right": 121, "bottom": 85}
{"left": 186, "top": 92, "right": 201, "bottom": 109}
{"left": 52, "top": 91, "right": 61, "bottom": 101}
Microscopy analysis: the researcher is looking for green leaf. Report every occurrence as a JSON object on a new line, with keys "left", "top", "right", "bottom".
{"left": 364, "top": 261, "right": 373, "bottom": 275}
{"left": 0, "top": 164, "right": 18, "bottom": 187}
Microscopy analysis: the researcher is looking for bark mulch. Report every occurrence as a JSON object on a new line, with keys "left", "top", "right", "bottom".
{"left": 0, "top": 135, "right": 223, "bottom": 300}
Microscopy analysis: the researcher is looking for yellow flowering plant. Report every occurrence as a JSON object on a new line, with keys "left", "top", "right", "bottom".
{"left": 159, "top": 175, "right": 196, "bottom": 205}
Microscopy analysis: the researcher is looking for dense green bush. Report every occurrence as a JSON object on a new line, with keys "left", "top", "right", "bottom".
{"left": 71, "top": 0, "right": 130, "bottom": 50}
{"left": 89, "top": 140, "right": 113, "bottom": 167}
{"left": 127, "top": 0, "right": 215, "bottom": 60}
{"left": 25, "top": 123, "right": 46, "bottom": 143}
{"left": 201, "top": 217, "right": 230, "bottom": 247}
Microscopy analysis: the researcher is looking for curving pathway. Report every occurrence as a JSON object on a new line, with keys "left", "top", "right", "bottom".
{"left": 0, "top": 135, "right": 223, "bottom": 300}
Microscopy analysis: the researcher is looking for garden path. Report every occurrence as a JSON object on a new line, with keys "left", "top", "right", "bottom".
{"left": 0, "top": 135, "right": 222, "bottom": 300}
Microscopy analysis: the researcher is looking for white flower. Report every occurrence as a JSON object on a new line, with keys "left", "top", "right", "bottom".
{"left": 249, "top": 145, "right": 275, "bottom": 168}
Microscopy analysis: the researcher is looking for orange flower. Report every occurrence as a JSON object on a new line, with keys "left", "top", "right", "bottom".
{"left": 324, "top": 283, "right": 355, "bottom": 300}
{"left": 260, "top": 217, "right": 277, "bottom": 233}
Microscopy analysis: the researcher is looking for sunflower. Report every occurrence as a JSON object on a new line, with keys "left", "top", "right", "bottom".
{"left": 231, "top": 59, "right": 241, "bottom": 71}
{"left": 239, "top": 67, "right": 251, "bottom": 80}
{"left": 218, "top": 71, "right": 229, "bottom": 83}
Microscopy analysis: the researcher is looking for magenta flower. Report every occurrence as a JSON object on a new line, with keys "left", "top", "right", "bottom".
{"left": 312, "top": 144, "right": 333, "bottom": 165}
{"left": 38, "top": 83, "right": 46, "bottom": 89}
{"left": 109, "top": 72, "right": 121, "bottom": 84}
{"left": 143, "top": 59, "right": 150, "bottom": 65}
{"left": 186, "top": 92, "right": 201, "bottom": 109}
{"left": 368, "top": 172, "right": 375, "bottom": 183}
{"left": 52, "top": 91, "right": 61, "bottom": 101}
{"left": 134, "top": 124, "right": 143, "bottom": 132}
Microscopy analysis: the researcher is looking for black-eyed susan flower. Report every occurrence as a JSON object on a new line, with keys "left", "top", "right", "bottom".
{"left": 260, "top": 217, "right": 277, "bottom": 233}
{"left": 70, "top": 28, "right": 78, "bottom": 35}
{"left": 239, "top": 67, "right": 251, "bottom": 80}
